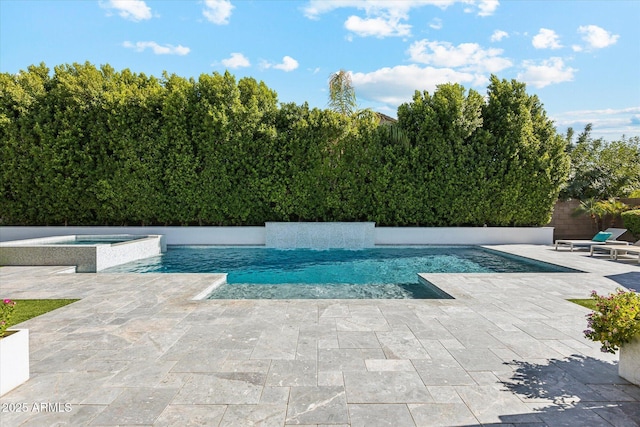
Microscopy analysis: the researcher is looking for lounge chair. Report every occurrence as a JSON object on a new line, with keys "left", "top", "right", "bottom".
{"left": 612, "top": 241, "right": 640, "bottom": 264}
{"left": 590, "top": 240, "right": 633, "bottom": 258}
{"left": 555, "top": 228, "right": 628, "bottom": 251}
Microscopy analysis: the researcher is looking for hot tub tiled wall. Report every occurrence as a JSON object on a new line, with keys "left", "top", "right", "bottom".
{"left": 265, "top": 222, "right": 375, "bottom": 249}
{"left": 0, "top": 235, "right": 165, "bottom": 272}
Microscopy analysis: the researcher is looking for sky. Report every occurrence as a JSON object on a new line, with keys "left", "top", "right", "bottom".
{"left": 1, "top": 0, "right": 639, "bottom": 140}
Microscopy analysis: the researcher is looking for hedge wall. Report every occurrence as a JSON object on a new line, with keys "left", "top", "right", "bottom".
{"left": 0, "top": 62, "right": 569, "bottom": 226}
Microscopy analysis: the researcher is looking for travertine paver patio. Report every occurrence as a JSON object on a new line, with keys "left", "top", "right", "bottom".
{"left": 0, "top": 245, "right": 639, "bottom": 426}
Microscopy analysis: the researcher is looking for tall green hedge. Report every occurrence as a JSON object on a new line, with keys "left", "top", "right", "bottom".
{"left": 0, "top": 63, "right": 569, "bottom": 226}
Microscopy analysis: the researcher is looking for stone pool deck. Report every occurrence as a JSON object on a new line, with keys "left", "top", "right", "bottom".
{"left": 0, "top": 245, "right": 639, "bottom": 426}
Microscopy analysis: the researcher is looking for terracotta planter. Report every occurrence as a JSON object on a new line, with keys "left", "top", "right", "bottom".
{"left": 0, "top": 329, "right": 30, "bottom": 396}
{"left": 619, "top": 335, "right": 640, "bottom": 385}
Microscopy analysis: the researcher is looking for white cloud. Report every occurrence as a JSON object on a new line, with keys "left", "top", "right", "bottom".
{"left": 351, "top": 64, "right": 485, "bottom": 106}
{"left": 578, "top": 25, "right": 619, "bottom": 49}
{"left": 302, "top": 1, "right": 497, "bottom": 38}
{"left": 461, "top": 0, "right": 499, "bottom": 16}
{"left": 429, "top": 18, "right": 443, "bottom": 30}
{"left": 490, "top": 30, "right": 508, "bottom": 42}
{"left": 552, "top": 107, "right": 640, "bottom": 139}
{"left": 203, "top": 0, "right": 234, "bottom": 25}
{"left": 554, "top": 106, "right": 640, "bottom": 120}
{"left": 262, "top": 56, "right": 299, "bottom": 72}
{"left": 408, "top": 39, "right": 512, "bottom": 73}
{"left": 517, "top": 57, "right": 576, "bottom": 88}
{"left": 100, "top": 0, "right": 152, "bottom": 21}
{"left": 221, "top": 53, "right": 250, "bottom": 68}
{"left": 475, "top": 0, "right": 499, "bottom": 17}
{"left": 274, "top": 56, "right": 299, "bottom": 71}
{"left": 302, "top": 1, "right": 449, "bottom": 20}
{"left": 344, "top": 15, "right": 411, "bottom": 38}
{"left": 532, "top": 28, "right": 562, "bottom": 49}
{"left": 123, "top": 41, "right": 190, "bottom": 55}
{"left": 303, "top": 1, "right": 499, "bottom": 18}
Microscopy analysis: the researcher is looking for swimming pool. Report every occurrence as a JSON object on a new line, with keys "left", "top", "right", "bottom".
{"left": 103, "top": 246, "right": 576, "bottom": 299}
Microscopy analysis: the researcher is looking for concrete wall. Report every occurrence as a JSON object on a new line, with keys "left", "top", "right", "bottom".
{"left": 375, "top": 227, "right": 554, "bottom": 245}
{"left": 95, "top": 236, "right": 164, "bottom": 271}
{"left": 0, "top": 225, "right": 554, "bottom": 246}
{"left": 6, "top": 198, "right": 639, "bottom": 245}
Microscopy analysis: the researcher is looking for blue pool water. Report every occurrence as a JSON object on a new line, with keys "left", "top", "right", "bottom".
{"left": 103, "top": 246, "right": 576, "bottom": 299}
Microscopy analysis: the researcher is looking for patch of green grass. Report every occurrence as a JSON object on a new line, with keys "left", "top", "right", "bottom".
{"left": 7, "top": 299, "right": 79, "bottom": 328}
{"left": 568, "top": 298, "right": 598, "bottom": 311}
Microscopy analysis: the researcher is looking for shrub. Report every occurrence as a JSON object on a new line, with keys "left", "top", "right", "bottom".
{"left": 621, "top": 209, "right": 640, "bottom": 240}
{"left": 583, "top": 289, "right": 640, "bottom": 353}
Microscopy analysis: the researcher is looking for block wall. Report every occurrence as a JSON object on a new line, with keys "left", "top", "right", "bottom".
{"left": 548, "top": 198, "right": 640, "bottom": 241}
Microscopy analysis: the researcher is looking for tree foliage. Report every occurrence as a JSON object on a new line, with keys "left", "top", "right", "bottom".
{"left": 1, "top": 64, "right": 568, "bottom": 226}
{"left": 397, "top": 76, "right": 569, "bottom": 226}
{"left": 561, "top": 124, "right": 640, "bottom": 200}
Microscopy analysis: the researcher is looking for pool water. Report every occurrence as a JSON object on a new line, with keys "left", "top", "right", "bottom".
{"left": 103, "top": 246, "right": 575, "bottom": 299}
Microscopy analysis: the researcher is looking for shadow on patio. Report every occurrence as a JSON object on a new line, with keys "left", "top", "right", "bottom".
{"left": 606, "top": 271, "right": 640, "bottom": 292}
{"left": 487, "top": 355, "right": 640, "bottom": 426}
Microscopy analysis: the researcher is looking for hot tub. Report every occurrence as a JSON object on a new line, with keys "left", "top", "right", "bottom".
{"left": 0, "top": 234, "right": 165, "bottom": 272}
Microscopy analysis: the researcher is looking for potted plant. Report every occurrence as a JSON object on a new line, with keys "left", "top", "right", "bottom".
{"left": 0, "top": 299, "right": 30, "bottom": 396}
{"left": 583, "top": 289, "right": 640, "bottom": 385}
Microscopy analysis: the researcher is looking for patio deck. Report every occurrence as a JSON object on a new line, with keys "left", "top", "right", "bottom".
{"left": 0, "top": 245, "right": 639, "bottom": 426}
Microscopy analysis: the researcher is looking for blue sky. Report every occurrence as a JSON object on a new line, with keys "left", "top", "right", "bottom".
{"left": 1, "top": 0, "right": 639, "bottom": 140}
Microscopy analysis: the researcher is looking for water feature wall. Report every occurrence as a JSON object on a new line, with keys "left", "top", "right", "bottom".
{"left": 265, "top": 222, "right": 375, "bottom": 249}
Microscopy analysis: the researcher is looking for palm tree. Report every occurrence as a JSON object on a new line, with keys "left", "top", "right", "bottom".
{"left": 572, "top": 198, "right": 607, "bottom": 231}
{"left": 327, "top": 69, "right": 408, "bottom": 144}
{"left": 598, "top": 198, "right": 629, "bottom": 228}
{"left": 328, "top": 69, "right": 357, "bottom": 116}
